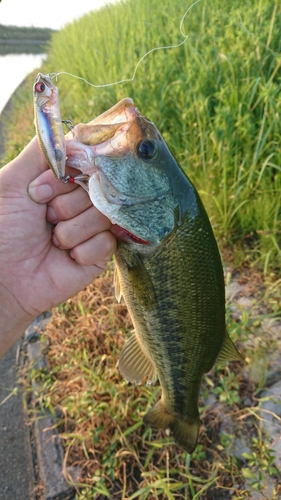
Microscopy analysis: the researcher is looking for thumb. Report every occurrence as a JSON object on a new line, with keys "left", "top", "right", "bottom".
{"left": 28, "top": 167, "right": 80, "bottom": 204}
{"left": 10, "top": 136, "right": 49, "bottom": 183}
{"left": 0, "top": 137, "right": 49, "bottom": 198}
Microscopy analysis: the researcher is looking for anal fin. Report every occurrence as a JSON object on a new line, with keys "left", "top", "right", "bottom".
{"left": 216, "top": 333, "right": 244, "bottom": 364}
{"left": 118, "top": 334, "right": 157, "bottom": 385}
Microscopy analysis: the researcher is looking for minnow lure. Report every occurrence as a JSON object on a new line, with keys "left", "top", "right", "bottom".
{"left": 33, "top": 73, "right": 66, "bottom": 179}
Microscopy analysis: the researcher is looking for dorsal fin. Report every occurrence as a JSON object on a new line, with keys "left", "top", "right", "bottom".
{"left": 118, "top": 334, "right": 157, "bottom": 385}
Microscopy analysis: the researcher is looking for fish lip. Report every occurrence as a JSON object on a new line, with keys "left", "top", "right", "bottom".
{"left": 88, "top": 98, "right": 138, "bottom": 126}
{"left": 68, "top": 98, "right": 148, "bottom": 153}
{"left": 66, "top": 98, "right": 157, "bottom": 160}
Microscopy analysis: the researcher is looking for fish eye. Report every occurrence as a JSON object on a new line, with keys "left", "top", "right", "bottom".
{"left": 136, "top": 139, "right": 158, "bottom": 161}
{"left": 35, "top": 82, "right": 45, "bottom": 93}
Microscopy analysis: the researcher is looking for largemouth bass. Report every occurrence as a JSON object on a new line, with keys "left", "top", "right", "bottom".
{"left": 65, "top": 98, "right": 243, "bottom": 453}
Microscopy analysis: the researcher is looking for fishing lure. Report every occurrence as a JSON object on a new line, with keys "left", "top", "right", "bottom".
{"left": 33, "top": 73, "right": 66, "bottom": 179}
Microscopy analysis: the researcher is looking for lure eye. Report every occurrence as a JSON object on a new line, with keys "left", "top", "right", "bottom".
{"left": 136, "top": 139, "right": 158, "bottom": 161}
{"left": 35, "top": 82, "right": 45, "bottom": 93}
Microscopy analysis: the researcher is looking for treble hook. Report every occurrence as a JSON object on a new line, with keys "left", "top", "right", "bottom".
{"left": 62, "top": 119, "right": 74, "bottom": 131}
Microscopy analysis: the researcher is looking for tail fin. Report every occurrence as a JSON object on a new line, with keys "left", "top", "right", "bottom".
{"left": 143, "top": 400, "right": 199, "bottom": 454}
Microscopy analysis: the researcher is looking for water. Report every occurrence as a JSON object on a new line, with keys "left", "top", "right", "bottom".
{"left": 0, "top": 53, "right": 46, "bottom": 114}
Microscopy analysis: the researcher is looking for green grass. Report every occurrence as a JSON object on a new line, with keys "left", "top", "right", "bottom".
{"left": 43, "top": 0, "right": 281, "bottom": 273}
{"left": 3, "top": 0, "right": 281, "bottom": 272}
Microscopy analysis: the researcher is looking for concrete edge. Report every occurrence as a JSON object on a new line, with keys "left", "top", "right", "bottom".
{"left": 25, "top": 313, "right": 76, "bottom": 500}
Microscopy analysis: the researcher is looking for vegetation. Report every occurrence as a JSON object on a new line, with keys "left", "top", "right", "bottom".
{"left": 0, "top": 25, "right": 55, "bottom": 54}
{"left": 1, "top": 0, "right": 281, "bottom": 498}
{"left": 2, "top": 0, "right": 281, "bottom": 272}
{"left": 28, "top": 271, "right": 281, "bottom": 499}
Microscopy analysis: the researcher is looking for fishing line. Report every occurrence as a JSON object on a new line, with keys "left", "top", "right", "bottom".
{"left": 50, "top": 0, "right": 200, "bottom": 88}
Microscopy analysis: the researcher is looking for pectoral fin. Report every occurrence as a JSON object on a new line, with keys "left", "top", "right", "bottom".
{"left": 216, "top": 333, "right": 244, "bottom": 364}
{"left": 118, "top": 334, "right": 157, "bottom": 385}
{"left": 114, "top": 263, "right": 122, "bottom": 303}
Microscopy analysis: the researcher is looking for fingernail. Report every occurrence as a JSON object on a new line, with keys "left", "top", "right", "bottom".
{"left": 46, "top": 206, "right": 57, "bottom": 223}
{"left": 28, "top": 182, "right": 53, "bottom": 203}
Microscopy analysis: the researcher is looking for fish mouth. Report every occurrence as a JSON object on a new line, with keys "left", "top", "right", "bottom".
{"left": 110, "top": 224, "right": 150, "bottom": 245}
{"left": 66, "top": 97, "right": 158, "bottom": 161}
{"left": 66, "top": 98, "right": 161, "bottom": 245}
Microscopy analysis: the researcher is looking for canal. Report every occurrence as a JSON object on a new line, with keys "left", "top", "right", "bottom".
{"left": 0, "top": 53, "right": 46, "bottom": 114}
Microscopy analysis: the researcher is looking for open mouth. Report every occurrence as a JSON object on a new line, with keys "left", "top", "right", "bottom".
{"left": 65, "top": 98, "right": 155, "bottom": 246}
{"left": 110, "top": 224, "right": 150, "bottom": 245}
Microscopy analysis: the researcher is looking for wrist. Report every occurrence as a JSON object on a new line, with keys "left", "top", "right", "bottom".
{"left": 0, "top": 287, "right": 35, "bottom": 358}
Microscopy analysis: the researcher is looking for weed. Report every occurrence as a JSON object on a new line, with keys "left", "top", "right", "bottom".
{"left": 212, "top": 366, "right": 241, "bottom": 406}
{"left": 242, "top": 437, "right": 278, "bottom": 477}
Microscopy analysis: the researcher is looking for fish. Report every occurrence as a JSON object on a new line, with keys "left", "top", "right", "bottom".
{"left": 33, "top": 73, "right": 66, "bottom": 179}
{"left": 63, "top": 98, "right": 243, "bottom": 453}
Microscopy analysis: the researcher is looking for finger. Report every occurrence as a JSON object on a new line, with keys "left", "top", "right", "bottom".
{"left": 46, "top": 186, "right": 93, "bottom": 223}
{"left": 28, "top": 166, "right": 83, "bottom": 204}
{"left": 53, "top": 206, "right": 112, "bottom": 249}
{"left": 69, "top": 231, "right": 117, "bottom": 267}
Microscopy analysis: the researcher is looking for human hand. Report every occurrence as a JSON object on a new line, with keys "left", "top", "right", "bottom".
{"left": 0, "top": 137, "right": 116, "bottom": 357}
